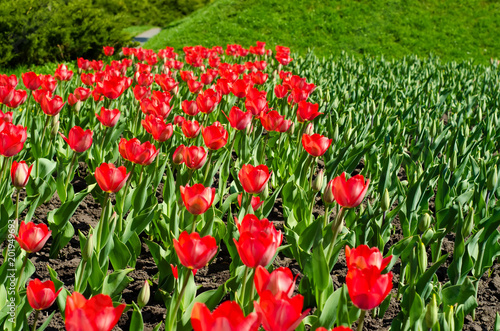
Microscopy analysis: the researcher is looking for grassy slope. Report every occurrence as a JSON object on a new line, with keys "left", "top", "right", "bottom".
{"left": 123, "top": 25, "right": 159, "bottom": 38}
{"left": 144, "top": 0, "right": 500, "bottom": 63}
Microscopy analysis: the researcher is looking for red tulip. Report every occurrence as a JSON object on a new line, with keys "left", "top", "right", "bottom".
{"left": 173, "top": 144, "right": 186, "bottom": 164}
{"left": 40, "top": 94, "right": 65, "bottom": 116}
{"left": 0, "top": 86, "right": 14, "bottom": 105}
{"left": 0, "top": 123, "right": 28, "bottom": 157}
{"left": 95, "top": 163, "right": 130, "bottom": 193}
{"left": 96, "top": 107, "right": 121, "bottom": 128}
{"left": 290, "top": 88, "right": 309, "bottom": 103}
{"left": 196, "top": 89, "right": 219, "bottom": 114}
{"left": 0, "top": 74, "right": 18, "bottom": 88}
{"left": 274, "top": 85, "right": 288, "bottom": 99}
{"left": 182, "top": 120, "right": 202, "bottom": 139}
{"left": 103, "top": 46, "right": 115, "bottom": 56}
{"left": 345, "top": 245, "right": 392, "bottom": 271}
{"left": 254, "top": 291, "right": 309, "bottom": 331}
{"left": 90, "top": 60, "right": 104, "bottom": 71}
{"left": 188, "top": 79, "right": 203, "bottom": 94}
{"left": 277, "top": 119, "right": 292, "bottom": 133}
{"left": 181, "top": 100, "right": 199, "bottom": 116}
{"left": 238, "top": 164, "right": 271, "bottom": 194}
{"left": 237, "top": 193, "right": 264, "bottom": 211}
{"left": 81, "top": 73, "right": 95, "bottom": 86}
{"left": 180, "top": 183, "right": 216, "bottom": 215}
{"left": 316, "top": 327, "right": 353, "bottom": 331}
{"left": 95, "top": 76, "right": 128, "bottom": 100}
{"left": 119, "top": 138, "right": 159, "bottom": 165}
{"left": 251, "top": 71, "right": 268, "bottom": 85}
{"left": 245, "top": 96, "right": 268, "bottom": 116}
{"left": 170, "top": 264, "right": 179, "bottom": 279}
{"left": 59, "top": 126, "right": 93, "bottom": 153}
{"left": 74, "top": 87, "right": 91, "bottom": 101}
{"left": 260, "top": 110, "right": 286, "bottom": 132}
{"left": 133, "top": 85, "right": 151, "bottom": 101}
{"left": 200, "top": 72, "right": 215, "bottom": 85}
{"left": 136, "top": 72, "right": 153, "bottom": 87}
{"left": 191, "top": 301, "right": 260, "bottom": 331}
{"left": 202, "top": 121, "right": 228, "bottom": 150}
{"left": 155, "top": 74, "right": 179, "bottom": 92}
{"left": 27, "top": 279, "right": 61, "bottom": 310}
{"left": 15, "top": 221, "right": 51, "bottom": 253}
{"left": 54, "top": 64, "right": 74, "bottom": 81}
{"left": 231, "top": 79, "right": 248, "bottom": 98}
{"left": 11, "top": 160, "right": 32, "bottom": 188}
{"left": 5, "top": 89, "right": 27, "bottom": 108}
{"left": 254, "top": 265, "right": 296, "bottom": 297}
{"left": 22, "top": 72, "right": 42, "bottom": 90}
{"left": 346, "top": 265, "right": 393, "bottom": 310}
{"left": 297, "top": 101, "right": 322, "bottom": 123}
{"left": 77, "top": 58, "right": 91, "bottom": 71}
{"left": 330, "top": 172, "right": 370, "bottom": 208}
{"left": 224, "top": 106, "right": 252, "bottom": 131}
{"left": 0, "top": 110, "right": 13, "bottom": 123}
{"left": 180, "top": 71, "right": 196, "bottom": 82}
{"left": 302, "top": 133, "right": 332, "bottom": 157}
{"left": 215, "top": 79, "right": 232, "bottom": 95}
{"left": 183, "top": 145, "right": 207, "bottom": 170}
{"left": 173, "top": 231, "right": 217, "bottom": 271}
{"left": 65, "top": 292, "right": 125, "bottom": 331}
{"left": 40, "top": 74, "right": 57, "bottom": 93}
{"left": 142, "top": 115, "right": 173, "bottom": 142}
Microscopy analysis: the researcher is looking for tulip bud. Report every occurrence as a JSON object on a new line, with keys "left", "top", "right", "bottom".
{"left": 305, "top": 123, "right": 314, "bottom": 136}
{"left": 422, "top": 228, "right": 434, "bottom": 246}
{"left": 425, "top": 294, "right": 439, "bottom": 328}
{"left": 417, "top": 241, "right": 427, "bottom": 273}
{"left": 246, "top": 123, "right": 254, "bottom": 136}
{"left": 82, "top": 234, "right": 94, "bottom": 262}
{"left": 343, "top": 127, "right": 353, "bottom": 144}
{"left": 487, "top": 165, "right": 498, "bottom": 192}
{"left": 445, "top": 305, "right": 455, "bottom": 331}
{"left": 418, "top": 213, "right": 432, "bottom": 233}
{"left": 11, "top": 161, "right": 32, "bottom": 188}
{"left": 288, "top": 122, "right": 295, "bottom": 135}
{"left": 431, "top": 119, "right": 437, "bottom": 138}
{"left": 375, "top": 115, "right": 381, "bottom": 127}
{"left": 401, "top": 180, "right": 408, "bottom": 186}
{"left": 138, "top": 280, "right": 150, "bottom": 308}
{"left": 50, "top": 117, "right": 60, "bottom": 137}
{"left": 450, "top": 150, "right": 458, "bottom": 172}
{"left": 74, "top": 100, "right": 82, "bottom": 113}
{"left": 381, "top": 188, "right": 390, "bottom": 212}
{"left": 323, "top": 179, "right": 335, "bottom": 205}
{"left": 259, "top": 182, "right": 269, "bottom": 200}
{"left": 369, "top": 99, "right": 376, "bottom": 115}
{"left": 332, "top": 124, "right": 339, "bottom": 143}
{"left": 462, "top": 207, "right": 475, "bottom": 238}
{"left": 312, "top": 169, "right": 324, "bottom": 192}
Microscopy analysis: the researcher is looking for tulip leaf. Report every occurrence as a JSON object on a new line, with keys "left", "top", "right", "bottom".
{"left": 309, "top": 245, "right": 329, "bottom": 291}
{"left": 409, "top": 292, "right": 424, "bottom": 326}
{"left": 316, "top": 287, "right": 342, "bottom": 329}
{"left": 109, "top": 234, "right": 132, "bottom": 270}
{"left": 442, "top": 277, "right": 476, "bottom": 307}
{"left": 122, "top": 204, "right": 156, "bottom": 243}
{"left": 130, "top": 303, "right": 144, "bottom": 331}
{"left": 262, "top": 184, "right": 283, "bottom": 218}
{"left": 102, "top": 268, "right": 134, "bottom": 301}
{"left": 36, "top": 311, "right": 55, "bottom": 331}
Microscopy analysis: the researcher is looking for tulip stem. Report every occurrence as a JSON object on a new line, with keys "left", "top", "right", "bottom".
{"left": 96, "top": 192, "right": 110, "bottom": 253}
{"left": 118, "top": 164, "right": 137, "bottom": 232}
{"left": 186, "top": 169, "right": 194, "bottom": 186}
{"left": 327, "top": 207, "right": 347, "bottom": 264}
{"left": 203, "top": 150, "right": 213, "bottom": 183}
{"left": 37, "top": 116, "right": 51, "bottom": 177}
{"left": 0, "top": 157, "right": 7, "bottom": 183}
{"left": 295, "top": 122, "right": 305, "bottom": 151}
{"left": 100, "top": 127, "right": 108, "bottom": 160}
{"left": 15, "top": 253, "right": 29, "bottom": 292}
{"left": 32, "top": 310, "right": 40, "bottom": 331}
{"left": 239, "top": 266, "right": 250, "bottom": 307}
{"left": 191, "top": 214, "right": 199, "bottom": 233}
{"left": 15, "top": 189, "right": 20, "bottom": 222}
{"left": 24, "top": 91, "right": 32, "bottom": 128}
{"left": 357, "top": 309, "right": 367, "bottom": 331}
{"left": 64, "top": 152, "right": 78, "bottom": 196}
{"left": 323, "top": 205, "right": 331, "bottom": 229}
{"left": 169, "top": 268, "right": 191, "bottom": 331}
{"left": 260, "top": 133, "right": 269, "bottom": 164}
{"left": 75, "top": 260, "right": 87, "bottom": 292}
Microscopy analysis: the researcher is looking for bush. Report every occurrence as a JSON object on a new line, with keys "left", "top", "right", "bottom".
{"left": 0, "top": 0, "right": 133, "bottom": 67}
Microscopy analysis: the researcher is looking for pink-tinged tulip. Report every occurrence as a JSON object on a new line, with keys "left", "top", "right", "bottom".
{"left": 0, "top": 123, "right": 28, "bottom": 157}
{"left": 302, "top": 133, "right": 332, "bottom": 157}
{"left": 40, "top": 94, "right": 65, "bottom": 116}
{"left": 254, "top": 266, "right": 296, "bottom": 297}
{"left": 0, "top": 110, "right": 13, "bottom": 123}
{"left": 330, "top": 172, "right": 370, "bottom": 208}
{"left": 142, "top": 115, "right": 173, "bottom": 142}
{"left": 173, "top": 231, "right": 217, "bottom": 271}
{"left": 96, "top": 107, "right": 121, "bottom": 128}
{"left": 238, "top": 164, "right": 271, "bottom": 194}
{"left": 277, "top": 119, "right": 292, "bottom": 133}
{"left": 77, "top": 58, "right": 91, "bottom": 71}
{"left": 27, "top": 279, "right": 61, "bottom": 310}
{"left": 183, "top": 145, "right": 208, "bottom": 170}
{"left": 22, "top": 72, "right": 42, "bottom": 90}
{"left": 65, "top": 292, "right": 125, "bottom": 331}
{"left": 345, "top": 245, "right": 392, "bottom": 271}
{"left": 254, "top": 291, "right": 309, "bottom": 331}
{"left": 224, "top": 106, "right": 252, "bottom": 131}
{"left": 202, "top": 121, "right": 228, "bottom": 150}
{"left": 95, "top": 163, "right": 130, "bottom": 193}
{"left": 182, "top": 100, "right": 200, "bottom": 116}
{"left": 297, "top": 100, "right": 322, "bottom": 122}
{"left": 182, "top": 120, "right": 202, "bottom": 139}
{"left": 191, "top": 301, "right": 261, "bottom": 331}
{"left": 59, "top": 126, "right": 93, "bottom": 153}
{"left": 180, "top": 183, "right": 216, "bottom": 215}
{"left": 136, "top": 72, "right": 153, "bottom": 87}
{"left": 11, "top": 161, "right": 32, "bottom": 188}
{"left": 119, "top": 138, "right": 159, "bottom": 165}
{"left": 15, "top": 221, "right": 51, "bottom": 253}
{"left": 54, "top": 64, "right": 74, "bottom": 82}
{"left": 237, "top": 193, "right": 264, "bottom": 211}
{"left": 346, "top": 265, "right": 393, "bottom": 310}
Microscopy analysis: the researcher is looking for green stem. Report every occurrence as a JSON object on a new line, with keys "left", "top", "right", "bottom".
{"left": 24, "top": 91, "right": 32, "bottom": 128}
{"left": 75, "top": 260, "right": 87, "bottom": 292}
{"left": 323, "top": 205, "right": 331, "bottom": 229}
{"left": 357, "top": 309, "right": 367, "bottom": 331}
{"left": 186, "top": 169, "right": 194, "bottom": 186}
{"left": 309, "top": 158, "right": 316, "bottom": 189}
{"left": 295, "top": 122, "right": 305, "bottom": 149}
{"left": 239, "top": 266, "right": 250, "bottom": 306}
{"left": 191, "top": 214, "right": 199, "bottom": 233}
{"left": 261, "top": 133, "right": 269, "bottom": 164}
{"left": 37, "top": 116, "right": 51, "bottom": 177}
{"left": 118, "top": 163, "right": 137, "bottom": 232}
{"left": 15, "top": 253, "right": 29, "bottom": 292}
{"left": 246, "top": 191, "right": 253, "bottom": 214}
{"left": 327, "top": 207, "right": 347, "bottom": 263}
{"left": 228, "top": 130, "right": 237, "bottom": 158}
{"left": 0, "top": 157, "right": 7, "bottom": 183}
{"left": 32, "top": 309, "right": 40, "bottom": 331}
{"left": 169, "top": 268, "right": 191, "bottom": 331}
{"left": 138, "top": 165, "right": 145, "bottom": 184}
{"left": 15, "top": 189, "right": 20, "bottom": 221}
{"left": 100, "top": 127, "right": 109, "bottom": 160}
{"left": 203, "top": 150, "right": 213, "bottom": 183}
{"left": 64, "top": 152, "right": 78, "bottom": 195}
{"left": 96, "top": 192, "right": 110, "bottom": 253}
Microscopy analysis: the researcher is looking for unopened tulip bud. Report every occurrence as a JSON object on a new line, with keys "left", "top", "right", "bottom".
{"left": 417, "top": 165, "right": 424, "bottom": 178}
{"left": 459, "top": 138, "right": 467, "bottom": 155}
{"left": 246, "top": 123, "right": 254, "bottom": 136}
{"left": 288, "top": 122, "right": 295, "bottom": 135}
{"left": 431, "top": 120, "right": 437, "bottom": 137}
{"left": 381, "top": 188, "right": 390, "bottom": 212}
{"left": 343, "top": 128, "right": 353, "bottom": 144}
{"left": 417, "top": 241, "right": 427, "bottom": 273}
{"left": 74, "top": 100, "right": 82, "bottom": 113}
{"left": 487, "top": 165, "right": 498, "bottom": 192}
{"left": 305, "top": 123, "right": 314, "bottom": 136}
{"left": 51, "top": 115, "right": 60, "bottom": 137}
{"left": 462, "top": 207, "right": 475, "bottom": 238}
{"left": 375, "top": 115, "right": 381, "bottom": 127}
{"left": 259, "top": 182, "right": 269, "bottom": 200}
{"left": 418, "top": 213, "right": 432, "bottom": 233}
{"left": 332, "top": 124, "right": 339, "bottom": 142}
{"left": 138, "top": 280, "right": 150, "bottom": 309}
{"left": 425, "top": 294, "right": 439, "bottom": 328}
{"left": 445, "top": 305, "right": 455, "bottom": 330}
{"left": 450, "top": 150, "right": 458, "bottom": 172}
{"left": 369, "top": 100, "right": 376, "bottom": 115}
{"left": 323, "top": 179, "right": 335, "bottom": 205}
{"left": 82, "top": 234, "right": 94, "bottom": 262}
{"left": 312, "top": 169, "right": 324, "bottom": 192}
{"left": 11, "top": 161, "right": 33, "bottom": 188}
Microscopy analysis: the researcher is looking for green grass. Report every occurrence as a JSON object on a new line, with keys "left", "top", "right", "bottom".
{"left": 123, "top": 25, "right": 159, "bottom": 38}
{"left": 144, "top": 0, "right": 500, "bottom": 64}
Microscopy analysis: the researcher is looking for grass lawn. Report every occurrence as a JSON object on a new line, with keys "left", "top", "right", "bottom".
{"left": 123, "top": 25, "right": 159, "bottom": 38}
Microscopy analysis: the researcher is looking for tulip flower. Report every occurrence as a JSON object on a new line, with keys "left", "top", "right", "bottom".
{"left": 40, "top": 94, "right": 65, "bottom": 116}
{"left": 119, "top": 138, "right": 159, "bottom": 166}
{"left": 11, "top": 161, "right": 32, "bottom": 188}
{"left": 40, "top": 74, "right": 57, "bottom": 93}
{"left": 345, "top": 245, "right": 392, "bottom": 271}
{"left": 5, "top": 89, "right": 27, "bottom": 108}
{"left": 224, "top": 106, "right": 252, "bottom": 130}
{"left": 180, "top": 183, "right": 216, "bottom": 215}
{"left": 196, "top": 89, "right": 219, "bottom": 114}
{"left": 238, "top": 164, "right": 271, "bottom": 194}
{"left": 254, "top": 291, "right": 309, "bottom": 331}
{"left": 142, "top": 115, "right": 173, "bottom": 142}
{"left": 0, "top": 123, "right": 28, "bottom": 157}
{"left": 231, "top": 79, "right": 248, "bottom": 98}
{"left": 182, "top": 100, "right": 200, "bottom": 116}
{"left": 183, "top": 145, "right": 208, "bottom": 170}
{"left": 173, "top": 231, "right": 218, "bottom": 271}
{"left": 188, "top": 79, "right": 203, "bottom": 94}
{"left": 260, "top": 110, "right": 286, "bottom": 132}
{"left": 180, "top": 70, "right": 196, "bottom": 82}
{"left": 251, "top": 71, "right": 268, "bottom": 85}
{"left": 54, "top": 64, "right": 74, "bottom": 81}
{"left": 245, "top": 95, "right": 268, "bottom": 116}
{"left": 155, "top": 74, "right": 179, "bottom": 93}
{"left": 22, "top": 72, "right": 42, "bottom": 90}
{"left": 95, "top": 76, "right": 128, "bottom": 100}
{"left": 96, "top": 107, "right": 121, "bottom": 128}
{"left": 182, "top": 120, "right": 202, "bottom": 139}
{"left": 203, "top": 121, "right": 228, "bottom": 150}
{"left": 346, "top": 265, "right": 393, "bottom": 310}
{"left": 0, "top": 86, "right": 14, "bottom": 105}
{"left": 254, "top": 266, "right": 296, "bottom": 297}
{"left": 237, "top": 193, "right": 264, "bottom": 211}
{"left": 81, "top": 73, "right": 95, "bottom": 86}
{"left": 173, "top": 145, "right": 186, "bottom": 165}
{"left": 274, "top": 85, "right": 288, "bottom": 99}
{"left": 215, "top": 79, "right": 232, "bottom": 95}
{"left": 59, "top": 126, "right": 93, "bottom": 153}
{"left": 316, "top": 327, "right": 353, "bottom": 331}
{"left": 65, "top": 292, "right": 126, "bottom": 331}
{"left": 27, "top": 279, "right": 61, "bottom": 310}
{"left": 191, "top": 301, "right": 261, "bottom": 331}
{"left": 15, "top": 221, "right": 51, "bottom": 253}
{"left": 302, "top": 133, "right": 332, "bottom": 157}
{"left": 330, "top": 172, "right": 370, "bottom": 208}
{"left": 296, "top": 100, "right": 322, "bottom": 123}
{"left": 95, "top": 163, "right": 130, "bottom": 193}
{"left": 103, "top": 46, "right": 115, "bottom": 56}
{"left": 133, "top": 85, "right": 151, "bottom": 101}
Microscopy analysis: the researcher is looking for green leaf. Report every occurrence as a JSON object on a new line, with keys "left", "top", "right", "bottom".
{"left": 442, "top": 277, "right": 476, "bottom": 307}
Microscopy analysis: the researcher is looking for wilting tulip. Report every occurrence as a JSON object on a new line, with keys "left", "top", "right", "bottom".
{"left": 119, "top": 138, "right": 159, "bottom": 165}
{"left": 238, "top": 164, "right": 271, "bottom": 194}
{"left": 302, "top": 133, "right": 332, "bottom": 157}
{"left": 27, "top": 279, "right": 61, "bottom": 310}
{"left": 95, "top": 163, "right": 130, "bottom": 193}
{"left": 296, "top": 100, "right": 322, "bottom": 123}
{"left": 54, "top": 64, "right": 74, "bottom": 81}
{"left": 330, "top": 172, "right": 370, "bottom": 208}
{"left": 96, "top": 107, "right": 121, "bottom": 127}
{"left": 202, "top": 121, "right": 228, "bottom": 150}
{"left": 142, "top": 115, "right": 173, "bottom": 142}
{"left": 254, "top": 291, "right": 309, "bottom": 331}
{"left": 191, "top": 301, "right": 261, "bottom": 331}
{"left": 346, "top": 265, "right": 393, "bottom": 310}
{"left": 345, "top": 245, "right": 392, "bottom": 271}
{"left": 183, "top": 145, "right": 208, "bottom": 170}
{"left": 225, "top": 106, "right": 252, "bottom": 130}
{"left": 65, "top": 292, "right": 125, "bottom": 331}
{"left": 15, "top": 221, "right": 51, "bottom": 253}
{"left": 254, "top": 266, "right": 296, "bottom": 297}
{"left": 0, "top": 123, "right": 28, "bottom": 157}
{"left": 237, "top": 193, "right": 264, "bottom": 211}
{"left": 182, "top": 100, "right": 200, "bottom": 116}
{"left": 180, "top": 184, "right": 216, "bottom": 215}
{"left": 173, "top": 231, "right": 218, "bottom": 271}
{"left": 103, "top": 46, "right": 115, "bottom": 56}
{"left": 40, "top": 94, "right": 65, "bottom": 116}
{"left": 11, "top": 161, "right": 32, "bottom": 188}
{"left": 182, "top": 120, "right": 202, "bottom": 139}
{"left": 59, "top": 126, "right": 93, "bottom": 153}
